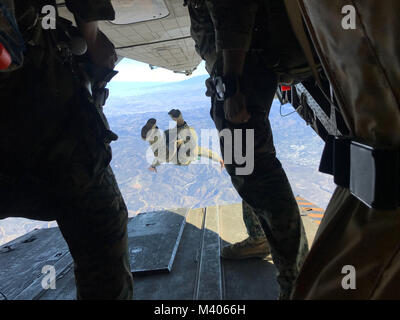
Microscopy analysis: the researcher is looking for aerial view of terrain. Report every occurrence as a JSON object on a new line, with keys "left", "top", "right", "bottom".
{"left": 0, "top": 60, "right": 335, "bottom": 246}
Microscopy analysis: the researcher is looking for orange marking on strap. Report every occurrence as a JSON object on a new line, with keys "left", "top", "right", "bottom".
{"left": 309, "top": 208, "right": 324, "bottom": 212}
{"left": 298, "top": 202, "right": 314, "bottom": 206}
{"left": 314, "top": 220, "right": 321, "bottom": 225}
{"left": 308, "top": 213, "right": 324, "bottom": 218}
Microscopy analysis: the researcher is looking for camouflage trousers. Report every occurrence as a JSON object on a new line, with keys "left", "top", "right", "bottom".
{"left": 0, "top": 166, "right": 133, "bottom": 300}
{"left": 242, "top": 200, "right": 266, "bottom": 240}
{"left": 0, "top": 41, "right": 133, "bottom": 299}
{"left": 209, "top": 53, "right": 308, "bottom": 298}
{"left": 57, "top": 166, "right": 133, "bottom": 300}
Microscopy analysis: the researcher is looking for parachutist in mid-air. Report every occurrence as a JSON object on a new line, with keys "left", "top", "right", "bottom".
{"left": 141, "top": 109, "right": 225, "bottom": 172}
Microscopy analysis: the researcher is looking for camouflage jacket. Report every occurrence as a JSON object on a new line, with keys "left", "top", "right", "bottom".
{"left": 187, "top": 0, "right": 259, "bottom": 73}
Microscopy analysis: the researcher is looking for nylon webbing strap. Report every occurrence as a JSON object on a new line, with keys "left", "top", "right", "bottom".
{"left": 283, "top": 0, "right": 322, "bottom": 88}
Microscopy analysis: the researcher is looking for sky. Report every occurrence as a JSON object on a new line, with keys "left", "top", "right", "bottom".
{"left": 112, "top": 58, "right": 208, "bottom": 82}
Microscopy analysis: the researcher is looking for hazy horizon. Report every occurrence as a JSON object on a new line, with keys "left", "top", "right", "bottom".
{"left": 0, "top": 63, "right": 335, "bottom": 246}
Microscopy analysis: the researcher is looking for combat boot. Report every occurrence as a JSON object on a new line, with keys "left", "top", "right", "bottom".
{"left": 221, "top": 237, "right": 270, "bottom": 260}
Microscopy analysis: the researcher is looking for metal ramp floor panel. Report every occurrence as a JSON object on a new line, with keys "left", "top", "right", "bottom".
{"left": 127, "top": 208, "right": 189, "bottom": 274}
{"left": 132, "top": 208, "right": 205, "bottom": 300}
{"left": 0, "top": 228, "right": 72, "bottom": 300}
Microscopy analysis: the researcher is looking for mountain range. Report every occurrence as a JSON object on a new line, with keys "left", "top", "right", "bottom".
{"left": 0, "top": 75, "right": 335, "bottom": 245}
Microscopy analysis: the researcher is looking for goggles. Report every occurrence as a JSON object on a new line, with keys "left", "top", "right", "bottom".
{"left": 0, "top": 1, "right": 26, "bottom": 72}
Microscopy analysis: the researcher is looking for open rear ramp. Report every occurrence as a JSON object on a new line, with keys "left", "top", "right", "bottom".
{"left": 0, "top": 200, "right": 321, "bottom": 300}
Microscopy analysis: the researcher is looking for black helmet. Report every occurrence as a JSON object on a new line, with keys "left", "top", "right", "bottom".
{"left": 168, "top": 109, "right": 182, "bottom": 119}
{"left": 141, "top": 118, "right": 157, "bottom": 140}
